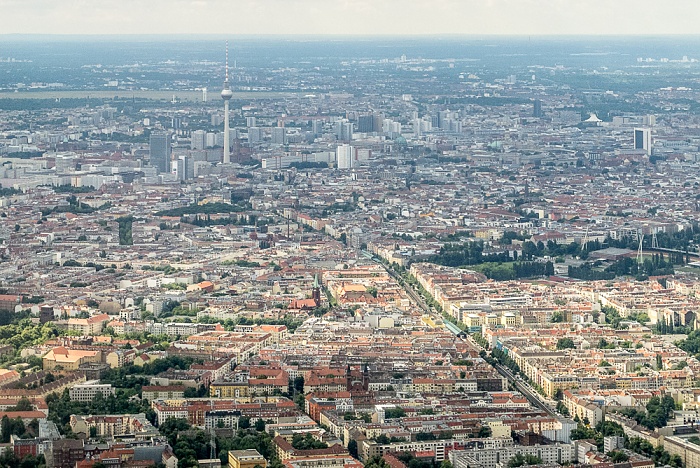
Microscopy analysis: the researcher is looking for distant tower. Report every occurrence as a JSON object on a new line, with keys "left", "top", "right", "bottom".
{"left": 202, "top": 87, "right": 207, "bottom": 102}
{"left": 149, "top": 132, "right": 171, "bottom": 174}
{"left": 362, "top": 363, "right": 369, "bottom": 391}
{"left": 221, "top": 42, "right": 233, "bottom": 164}
{"left": 533, "top": 99, "right": 543, "bottom": 118}
{"left": 634, "top": 128, "right": 652, "bottom": 156}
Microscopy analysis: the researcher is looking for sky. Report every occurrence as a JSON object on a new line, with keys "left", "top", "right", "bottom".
{"left": 2, "top": 0, "right": 700, "bottom": 36}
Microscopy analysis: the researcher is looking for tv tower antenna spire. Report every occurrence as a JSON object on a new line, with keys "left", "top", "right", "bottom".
{"left": 221, "top": 41, "right": 233, "bottom": 164}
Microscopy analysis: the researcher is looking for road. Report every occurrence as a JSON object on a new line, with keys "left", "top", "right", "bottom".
{"left": 368, "top": 253, "right": 560, "bottom": 419}
{"left": 494, "top": 363, "right": 557, "bottom": 417}
{"left": 365, "top": 253, "right": 431, "bottom": 314}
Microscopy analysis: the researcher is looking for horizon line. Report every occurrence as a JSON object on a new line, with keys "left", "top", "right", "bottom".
{"left": 3, "top": 33, "right": 700, "bottom": 39}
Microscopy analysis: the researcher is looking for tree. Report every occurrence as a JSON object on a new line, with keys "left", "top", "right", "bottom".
{"left": 159, "top": 418, "right": 191, "bottom": 446}
{"left": 238, "top": 417, "right": 251, "bottom": 429}
{"left": 348, "top": 439, "right": 358, "bottom": 458}
{"left": 478, "top": 425, "right": 492, "bottom": 438}
{"left": 291, "top": 433, "right": 328, "bottom": 450}
{"left": 364, "top": 456, "right": 390, "bottom": 468}
{"left": 551, "top": 311, "right": 564, "bottom": 323}
{"left": 507, "top": 454, "right": 543, "bottom": 467}
{"left": 556, "top": 338, "right": 575, "bottom": 350}
{"left": 384, "top": 407, "right": 406, "bottom": 419}
{"left": 254, "top": 418, "right": 266, "bottom": 432}
{"left": 7, "top": 398, "right": 32, "bottom": 412}
{"left": 0, "top": 416, "right": 24, "bottom": 443}
{"left": 607, "top": 451, "right": 629, "bottom": 463}
{"left": 293, "top": 376, "right": 305, "bottom": 393}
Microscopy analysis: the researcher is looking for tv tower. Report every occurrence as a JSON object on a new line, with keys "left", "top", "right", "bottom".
{"left": 221, "top": 42, "right": 233, "bottom": 164}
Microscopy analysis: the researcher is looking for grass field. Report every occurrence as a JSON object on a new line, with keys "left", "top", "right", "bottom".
{"left": 0, "top": 90, "right": 300, "bottom": 101}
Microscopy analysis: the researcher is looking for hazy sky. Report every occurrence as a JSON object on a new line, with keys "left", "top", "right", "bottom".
{"left": 3, "top": 0, "right": 700, "bottom": 36}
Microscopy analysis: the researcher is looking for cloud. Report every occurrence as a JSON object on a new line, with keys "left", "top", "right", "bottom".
{"left": 2, "top": 0, "right": 700, "bottom": 35}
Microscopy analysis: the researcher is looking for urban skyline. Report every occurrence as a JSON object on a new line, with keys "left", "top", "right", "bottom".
{"left": 2, "top": 11, "right": 700, "bottom": 468}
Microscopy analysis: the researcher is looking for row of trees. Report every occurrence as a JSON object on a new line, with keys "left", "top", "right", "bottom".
{"left": 117, "top": 216, "right": 133, "bottom": 246}
{"left": 428, "top": 241, "right": 510, "bottom": 267}
{"left": 568, "top": 263, "right": 615, "bottom": 281}
{"left": 520, "top": 239, "right": 601, "bottom": 260}
{"left": 475, "top": 261, "right": 554, "bottom": 281}
{"left": 0, "top": 449, "right": 44, "bottom": 468}
{"left": 46, "top": 388, "right": 155, "bottom": 435}
{"left": 568, "top": 419, "right": 680, "bottom": 466}
{"left": 569, "top": 254, "right": 676, "bottom": 281}
{"left": 677, "top": 329, "right": 700, "bottom": 356}
{"left": 488, "top": 347, "right": 521, "bottom": 374}
{"left": 607, "top": 256, "right": 675, "bottom": 277}
{"left": 615, "top": 395, "right": 676, "bottom": 430}
{"left": 155, "top": 202, "right": 249, "bottom": 217}
{"left": 186, "top": 213, "right": 259, "bottom": 228}
{"left": 1, "top": 415, "right": 38, "bottom": 442}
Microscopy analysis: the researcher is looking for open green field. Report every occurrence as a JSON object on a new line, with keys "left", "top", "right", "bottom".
{"left": 0, "top": 90, "right": 300, "bottom": 101}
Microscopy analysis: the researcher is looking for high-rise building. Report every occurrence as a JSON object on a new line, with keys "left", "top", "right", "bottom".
{"left": 337, "top": 144, "right": 355, "bottom": 169}
{"left": 438, "top": 110, "right": 451, "bottom": 129}
{"left": 176, "top": 155, "right": 194, "bottom": 181}
{"left": 149, "top": 132, "right": 171, "bottom": 174}
{"left": 248, "top": 127, "right": 263, "bottom": 144}
{"left": 373, "top": 113, "right": 385, "bottom": 134}
{"left": 312, "top": 120, "right": 323, "bottom": 136}
{"left": 358, "top": 115, "right": 375, "bottom": 133}
{"left": 206, "top": 132, "right": 217, "bottom": 148}
{"left": 413, "top": 118, "right": 422, "bottom": 137}
{"left": 634, "top": 128, "right": 652, "bottom": 155}
{"left": 192, "top": 130, "right": 206, "bottom": 150}
{"left": 271, "top": 127, "right": 286, "bottom": 145}
{"left": 221, "top": 42, "right": 233, "bottom": 164}
{"left": 246, "top": 117, "right": 257, "bottom": 127}
{"left": 335, "top": 120, "right": 353, "bottom": 141}
{"left": 533, "top": 99, "right": 543, "bottom": 118}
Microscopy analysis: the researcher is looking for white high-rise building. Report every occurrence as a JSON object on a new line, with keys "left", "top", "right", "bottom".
{"left": 312, "top": 120, "right": 323, "bottom": 135}
{"left": 221, "top": 42, "right": 233, "bottom": 164}
{"left": 337, "top": 144, "right": 355, "bottom": 169}
{"left": 206, "top": 132, "right": 217, "bottom": 148}
{"left": 634, "top": 128, "right": 652, "bottom": 155}
{"left": 176, "top": 155, "right": 194, "bottom": 181}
